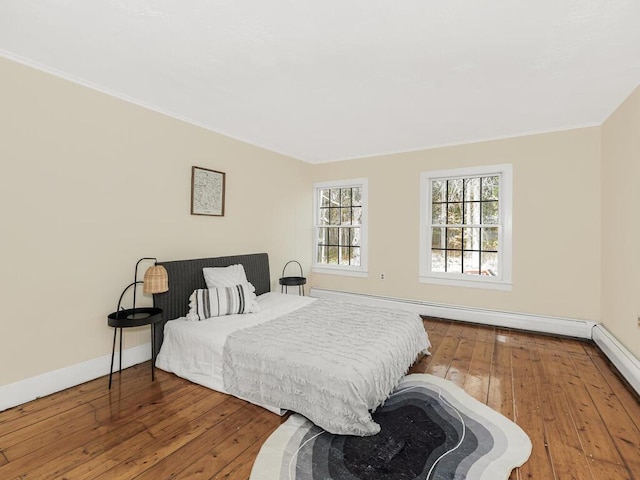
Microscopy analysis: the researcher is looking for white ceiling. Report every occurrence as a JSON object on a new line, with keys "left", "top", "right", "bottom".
{"left": 1, "top": 1, "right": 639, "bottom": 163}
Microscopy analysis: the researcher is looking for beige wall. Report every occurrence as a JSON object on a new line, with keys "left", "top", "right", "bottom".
{"left": 311, "top": 127, "right": 602, "bottom": 321}
{"left": 601, "top": 86, "right": 640, "bottom": 359}
{"left": 2, "top": 52, "right": 637, "bottom": 391}
{"left": 0, "top": 57, "right": 312, "bottom": 387}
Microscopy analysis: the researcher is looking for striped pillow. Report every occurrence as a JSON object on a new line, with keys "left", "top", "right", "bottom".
{"left": 187, "top": 284, "right": 259, "bottom": 321}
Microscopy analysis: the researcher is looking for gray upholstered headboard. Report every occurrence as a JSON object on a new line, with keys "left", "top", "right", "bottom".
{"left": 152, "top": 252, "right": 271, "bottom": 356}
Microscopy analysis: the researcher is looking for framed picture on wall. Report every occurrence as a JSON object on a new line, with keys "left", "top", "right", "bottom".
{"left": 191, "top": 166, "right": 226, "bottom": 216}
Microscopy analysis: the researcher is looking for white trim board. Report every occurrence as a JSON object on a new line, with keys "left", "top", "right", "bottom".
{"left": 0, "top": 343, "right": 151, "bottom": 412}
{"left": 310, "top": 288, "right": 596, "bottom": 338}
{"left": 592, "top": 325, "right": 640, "bottom": 395}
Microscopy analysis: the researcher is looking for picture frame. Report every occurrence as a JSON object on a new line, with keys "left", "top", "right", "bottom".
{"left": 191, "top": 166, "right": 226, "bottom": 216}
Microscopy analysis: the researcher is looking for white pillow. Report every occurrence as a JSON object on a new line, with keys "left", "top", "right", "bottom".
{"left": 203, "top": 264, "right": 249, "bottom": 288}
{"left": 186, "top": 284, "right": 259, "bottom": 321}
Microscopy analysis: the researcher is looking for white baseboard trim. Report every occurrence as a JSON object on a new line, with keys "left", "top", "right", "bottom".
{"left": 310, "top": 288, "right": 597, "bottom": 339}
{"left": 0, "top": 343, "right": 151, "bottom": 412}
{"left": 592, "top": 325, "right": 640, "bottom": 395}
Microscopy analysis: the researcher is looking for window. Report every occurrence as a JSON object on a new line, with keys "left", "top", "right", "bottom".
{"left": 419, "top": 164, "right": 512, "bottom": 290}
{"left": 313, "top": 178, "right": 368, "bottom": 277}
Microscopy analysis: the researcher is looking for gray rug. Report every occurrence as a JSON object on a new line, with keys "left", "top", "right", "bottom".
{"left": 250, "top": 374, "right": 531, "bottom": 480}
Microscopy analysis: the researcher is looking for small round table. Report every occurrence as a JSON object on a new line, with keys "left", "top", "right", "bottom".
{"left": 279, "top": 275, "right": 307, "bottom": 295}
{"left": 279, "top": 260, "right": 306, "bottom": 296}
{"left": 107, "top": 307, "right": 163, "bottom": 389}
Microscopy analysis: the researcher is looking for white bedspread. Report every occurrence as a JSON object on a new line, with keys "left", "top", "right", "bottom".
{"left": 222, "top": 298, "right": 430, "bottom": 436}
{"left": 156, "top": 293, "right": 316, "bottom": 403}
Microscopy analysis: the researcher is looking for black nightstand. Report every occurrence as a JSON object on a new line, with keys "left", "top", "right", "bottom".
{"left": 107, "top": 307, "right": 163, "bottom": 389}
{"left": 279, "top": 260, "right": 306, "bottom": 296}
{"left": 279, "top": 276, "right": 306, "bottom": 295}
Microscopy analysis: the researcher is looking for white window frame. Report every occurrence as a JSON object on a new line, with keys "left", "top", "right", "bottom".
{"left": 313, "top": 178, "right": 368, "bottom": 277}
{"left": 419, "top": 164, "right": 512, "bottom": 291}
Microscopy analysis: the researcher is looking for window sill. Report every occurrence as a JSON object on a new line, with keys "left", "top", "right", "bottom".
{"left": 419, "top": 275, "right": 512, "bottom": 291}
{"left": 312, "top": 266, "right": 368, "bottom": 278}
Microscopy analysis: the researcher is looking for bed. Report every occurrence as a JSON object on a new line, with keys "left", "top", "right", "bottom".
{"left": 153, "top": 253, "right": 430, "bottom": 436}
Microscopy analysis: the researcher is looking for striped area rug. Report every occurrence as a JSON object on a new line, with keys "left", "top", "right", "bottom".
{"left": 250, "top": 374, "right": 531, "bottom": 480}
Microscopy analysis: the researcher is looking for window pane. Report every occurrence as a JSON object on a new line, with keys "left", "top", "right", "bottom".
{"left": 446, "top": 227, "right": 462, "bottom": 249}
{"left": 432, "top": 227, "right": 445, "bottom": 249}
{"left": 464, "top": 178, "right": 481, "bottom": 201}
{"left": 448, "top": 179, "right": 463, "bottom": 201}
{"left": 350, "top": 247, "right": 361, "bottom": 266}
{"left": 320, "top": 189, "right": 330, "bottom": 208}
{"left": 447, "top": 202, "right": 463, "bottom": 224}
{"left": 329, "top": 207, "right": 340, "bottom": 225}
{"left": 317, "top": 245, "right": 327, "bottom": 264}
{"left": 447, "top": 250, "right": 462, "bottom": 273}
{"left": 351, "top": 227, "right": 360, "bottom": 246}
{"left": 482, "top": 176, "right": 499, "bottom": 201}
{"left": 465, "top": 201, "right": 480, "bottom": 225}
{"left": 481, "top": 227, "right": 499, "bottom": 251}
{"left": 432, "top": 180, "right": 446, "bottom": 203}
{"left": 462, "top": 251, "right": 480, "bottom": 274}
{"left": 463, "top": 227, "right": 480, "bottom": 250}
{"left": 339, "top": 247, "right": 350, "bottom": 265}
{"left": 481, "top": 251, "right": 498, "bottom": 275}
{"left": 341, "top": 188, "right": 352, "bottom": 207}
{"left": 339, "top": 228, "right": 350, "bottom": 246}
{"left": 481, "top": 201, "right": 499, "bottom": 224}
{"left": 432, "top": 204, "right": 445, "bottom": 225}
{"left": 327, "top": 246, "right": 339, "bottom": 264}
{"left": 341, "top": 207, "right": 352, "bottom": 225}
{"left": 330, "top": 189, "right": 340, "bottom": 206}
{"left": 352, "top": 207, "right": 362, "bottom": 225}
{"left": 328, "top": 227, "right": 339, "bottom": 245}
{"left": 317, "top": 227, "right": 328, "bottom": 245}
{"left": 352, "top": 187, "right": 362, "bottom": 206}
{"left": 431, "top": 250, "right": 445, "bottom": 272}
{"left": 319, "top": 208, "right": 329, "bottom": 225}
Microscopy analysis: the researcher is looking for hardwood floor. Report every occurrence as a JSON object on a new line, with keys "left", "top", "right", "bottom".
{"left": 1, "top": 317, "right": 639, "bottom": 479}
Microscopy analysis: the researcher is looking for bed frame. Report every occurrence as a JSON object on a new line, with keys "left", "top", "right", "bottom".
{"left": 152, "top": 252, "right": 271, "bottom": 357}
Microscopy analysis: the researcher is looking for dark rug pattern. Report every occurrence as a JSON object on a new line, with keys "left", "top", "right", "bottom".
{"left": 250, "top": 374, "right": 531, "bottom": 480}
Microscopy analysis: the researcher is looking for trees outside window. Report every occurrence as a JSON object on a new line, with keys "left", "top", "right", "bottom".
{"left": 420, "top": 165, "right": 512, "bottom": 290}
{"left": 313, "top": 178, "right": 368, "bottom": 277}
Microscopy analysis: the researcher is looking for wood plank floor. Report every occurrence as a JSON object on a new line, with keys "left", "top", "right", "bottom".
{"left": 1, "top": 317, "right": 640, "bottom": 479}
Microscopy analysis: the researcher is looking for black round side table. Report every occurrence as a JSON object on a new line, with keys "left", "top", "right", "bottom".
{"left": 279, "top": 260, "right": 306, "bottom": 296}
{"left": 107, "top": 307, "right": 163, "bottom": 389}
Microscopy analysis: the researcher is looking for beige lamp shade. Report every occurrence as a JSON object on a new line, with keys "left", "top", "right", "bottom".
{"left": 143, "top": 265, "right": 169, "bottom": 294}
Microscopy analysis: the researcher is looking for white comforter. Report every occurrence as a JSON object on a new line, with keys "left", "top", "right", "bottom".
{"left": 156, "top": 293, "right": 430, "bottom": 435}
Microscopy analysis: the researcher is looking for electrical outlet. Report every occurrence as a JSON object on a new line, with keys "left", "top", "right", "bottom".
{"left": 380, "top": 273, "right": 385, "bottom": 280}
{"left": 637, "top": 315, "right": 640, "bottom": 327}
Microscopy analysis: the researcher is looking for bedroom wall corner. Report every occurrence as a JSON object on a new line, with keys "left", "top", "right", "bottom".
{"left": 601, "top": 84, "right": 640, "bottom": 360}
{"left": 0, "top": 55, "right": 313, "bottom": 393}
